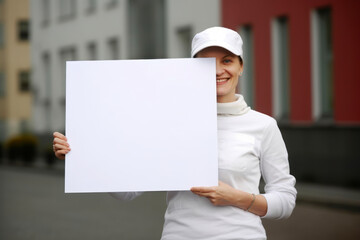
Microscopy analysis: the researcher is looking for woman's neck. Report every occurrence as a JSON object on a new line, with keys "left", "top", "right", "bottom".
{"left": 217, "top": 94, "right": 250, "bottom": 116}
{"left": 217, "top": 94, "right": 237, "bottom": 103}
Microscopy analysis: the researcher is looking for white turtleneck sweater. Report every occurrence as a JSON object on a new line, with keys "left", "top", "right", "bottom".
{"left": 111, "top": 94, "right": 297, "bottom": 240}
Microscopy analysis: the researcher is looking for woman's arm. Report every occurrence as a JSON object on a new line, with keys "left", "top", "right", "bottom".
{"left": 259, "top": 118, "right": 297, "bottom": 219}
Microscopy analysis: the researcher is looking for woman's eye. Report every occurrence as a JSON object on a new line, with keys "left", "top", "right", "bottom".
{"left": 223, "top": 59, "right": 232, "bottom": 63}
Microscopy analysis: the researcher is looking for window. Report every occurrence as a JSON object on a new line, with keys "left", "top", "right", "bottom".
{"left": 59, "top": 47, "right": 76, "bottom": 102}
{"left": 42, "top": 53, "right": 51, "bottom": 130}
{"left": 43, "top": 53, "right": 51, "bottom": 98}
{"left": 86, "top": 0, "right": 97, "bottom": 14}
{"left": 239, "top": 25, "right": 255, "bottom": 108}
{"left": 311, "top": 7, "right": 333, "bottom": 120}
{"left": 0, "top": 119, "right": 6, "bottom": 142}
{"left": 0, "top": 72, "right": 5, "bottom": 97}
{"left": 0, "top": 23, "right": 4, "bottom": 47}
{"left": 18, "top": 20, "right": 30, "bottom": 41}
{"left": 87, "top": 42, "right": 97, "bottom": 60}
{"left": 59, "top": 0, "right": 76, "bottom": 21}
{"left": 272, "top": 16, "right": 290, "bottom": 120}
{"left": 177, "top": 26, "right": 192, "bottom": 58}
{"left": 107, "top": 38, "right": 119, "bottom": 60}
{"left": 128, "top": 0, "right": 165, "bottom": 59}
{"left": 58, "top": 47, "right": 76, "bottom": 130}
{"left": 106, "top": 0, "right": 118, "bottom": 9}
{"left": 19, "top": 70, "right": 31, "bottom": 92}
{"left": 41, "top": 0, "right": 50, "bottom": 26}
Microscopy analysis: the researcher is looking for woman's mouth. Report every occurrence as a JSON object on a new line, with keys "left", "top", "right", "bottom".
{"left": 216, "top": 78, "right": 229, "bottom": 85}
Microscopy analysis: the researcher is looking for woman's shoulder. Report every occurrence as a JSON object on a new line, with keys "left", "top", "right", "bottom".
{"left": 246, "top": 109, "right": 277, "bottom": 125}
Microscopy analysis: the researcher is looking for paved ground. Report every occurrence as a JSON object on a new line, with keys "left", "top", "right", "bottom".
{"left": 1, "top": 164, "right": 360, "bottom": 240}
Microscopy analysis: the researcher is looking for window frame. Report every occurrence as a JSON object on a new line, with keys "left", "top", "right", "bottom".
{"left": 271, "top": 16, "right": 291, "bottom": 120}
{"left": 311, "top": 7, "right": 333, "bottom": 121}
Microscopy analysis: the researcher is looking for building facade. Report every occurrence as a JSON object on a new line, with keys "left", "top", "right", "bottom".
{"left": 222, "top": 0, "right": 360, "bottom": 188}
{"left": 0, "top": 0, "right": 32, "bottom": 141}
{"left": 30, "top": 0, "right": 220, "bottom": 141}
{"left": 31, "top": 0, "right": 128, "bottom": 137}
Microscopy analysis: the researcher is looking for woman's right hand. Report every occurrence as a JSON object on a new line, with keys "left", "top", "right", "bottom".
{"left": 53, "top": 132, "right": 71, "bottom": 160}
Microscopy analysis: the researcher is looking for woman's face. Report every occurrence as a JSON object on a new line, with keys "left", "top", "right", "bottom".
{"left": 196, "top": 46, "right": 243, "bottom": 103}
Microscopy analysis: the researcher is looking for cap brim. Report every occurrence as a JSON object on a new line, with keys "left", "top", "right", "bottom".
{"left": 191, "top": 41, "right": 242, "bottom": 58}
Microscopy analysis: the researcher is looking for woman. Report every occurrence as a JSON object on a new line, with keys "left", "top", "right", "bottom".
{"left": 53, "top": 26, "right": 296, "bottom": 240}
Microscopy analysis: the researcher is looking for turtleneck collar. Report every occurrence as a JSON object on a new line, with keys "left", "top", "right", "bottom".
{"left": 217, "top": 94, "right": 251, "bottom": 116}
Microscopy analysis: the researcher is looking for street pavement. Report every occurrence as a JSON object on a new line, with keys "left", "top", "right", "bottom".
{"left": 1, "top": 163, "right": 360, "bottom": 240}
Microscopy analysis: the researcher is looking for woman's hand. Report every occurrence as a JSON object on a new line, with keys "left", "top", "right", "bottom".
{"left": 191, "top": 181, "right": 242, "bottom": 206}
{"left": 53, "top": 132, "right": 71, "bottom": 160}
{"left": 191, "top": 181, "right": 268, "bottom": 216}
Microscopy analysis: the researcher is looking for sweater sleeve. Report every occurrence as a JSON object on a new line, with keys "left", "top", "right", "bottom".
{"left": 109, "top": 192, "right": 143, "bottom": 201}
{"left": 259, "top": 118, "right": 297, "bottom": 219}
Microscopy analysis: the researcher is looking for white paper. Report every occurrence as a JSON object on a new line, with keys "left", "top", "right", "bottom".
{"left": 65, "top": 58, "right": 218, "bottom": 193}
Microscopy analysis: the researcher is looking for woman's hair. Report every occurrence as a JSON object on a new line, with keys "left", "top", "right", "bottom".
{"left": 239, "top": 56, "right": 243, "bottom": 66}
{"left": 194, "top": 51, "right": 243, "bottom": 67}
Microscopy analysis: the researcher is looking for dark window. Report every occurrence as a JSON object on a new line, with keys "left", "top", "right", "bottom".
{"left": 87, "top": 42, "right": 97, "bottom": 60}
{"left": 0, "top": 72, "right": 5, "bottom": 96}
{"left": 311, "top": 7, "right": 333, "bottom": 120}
{"left": 177, "top": 26, "right": 192, "bottom": 58}
{"left": 19, "top": 71, "right": 31, "bottom": 92}
{"left": 272, "top": 16, "right": 290, "bottom": 120}
{"left": 107, "top": 38, "right": 119, "bottom": 60}
{"left": 318, "top": 8, "right": 333, "bottom": 119}
{"left": 0, "top": 23, "right": 4, "bottom": 46}
{"left": 240, "top": 25, "right": 255, "bottom": 108}
{"left": 18, "top": 20, "right": 30, "bottom": 41}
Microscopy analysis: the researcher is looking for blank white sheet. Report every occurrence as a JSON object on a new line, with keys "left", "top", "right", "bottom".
{"left": 65, "top": 58, "right": 218, "bottom": 193}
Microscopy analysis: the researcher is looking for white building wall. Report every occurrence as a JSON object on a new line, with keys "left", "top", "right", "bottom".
{"left": 166, "top": 0, "right": 221, "bottom": 58}
{"left": 31, "top": 0, "right": 128, "bottom": 134}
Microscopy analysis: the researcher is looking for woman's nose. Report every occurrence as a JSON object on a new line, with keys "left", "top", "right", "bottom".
{"left": 216, "top": 63, "right": 225, "bottom": 75}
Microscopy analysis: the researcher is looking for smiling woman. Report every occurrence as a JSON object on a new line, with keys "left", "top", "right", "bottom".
{"left": 53, "top": 26, "right": 297, "bottom": 240}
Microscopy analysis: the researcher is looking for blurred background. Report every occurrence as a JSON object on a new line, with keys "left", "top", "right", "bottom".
{"left": 0, "top": 0, "right": 360, "bottom": 239}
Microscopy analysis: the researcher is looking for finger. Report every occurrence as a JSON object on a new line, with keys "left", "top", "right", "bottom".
{"left": 55, "top": 149, "right": 69, "bottom": 157}
{"left": 57, "top": 149, "right": 70, "bottom": 154}
{"left": 55, "top": 152, "right": 65, "bottom": 160}
{"left": 191, "top": 186, "right": 215, "bottom": 193}
{"left": 54, "top": 143, "right": 71, "bottom": 151}
{"left": 192, "top": 191, "right": 212, "bottom": 198}
{"left": 53, "top": 138, "right": 69, "bottom": 147}
{"left": 53, "top": 132, "right": 67, "bottom": 141}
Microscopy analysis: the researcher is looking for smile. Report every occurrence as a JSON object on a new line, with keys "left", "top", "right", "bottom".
{"left": 216, "top": 78, "right": 229, "bottom": 84}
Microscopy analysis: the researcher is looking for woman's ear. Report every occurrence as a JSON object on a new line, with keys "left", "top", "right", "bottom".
{"left": 239, "top": 65, "right": 244, "bottom": 77}
{"left": 238, "top": 58, "right": 244, "bottom": 77}
{"left": 238, "top": 57, "right": 244, "bottom": 77}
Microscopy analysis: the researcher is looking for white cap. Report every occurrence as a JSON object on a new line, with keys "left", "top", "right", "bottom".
{"left": 191, "top": 26, "right": 243, "bottom": 59}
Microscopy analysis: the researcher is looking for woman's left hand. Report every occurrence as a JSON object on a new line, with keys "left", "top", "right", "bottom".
{"left": 191, "top": 181, "right": 240, "bottom": 206}
{"left": 191, "top": 181, "right": 268, "bottom": 216}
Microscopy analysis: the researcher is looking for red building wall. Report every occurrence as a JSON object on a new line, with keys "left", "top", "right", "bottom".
{"left": 222, "top": 0, "right": 360, "bottom": 124}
